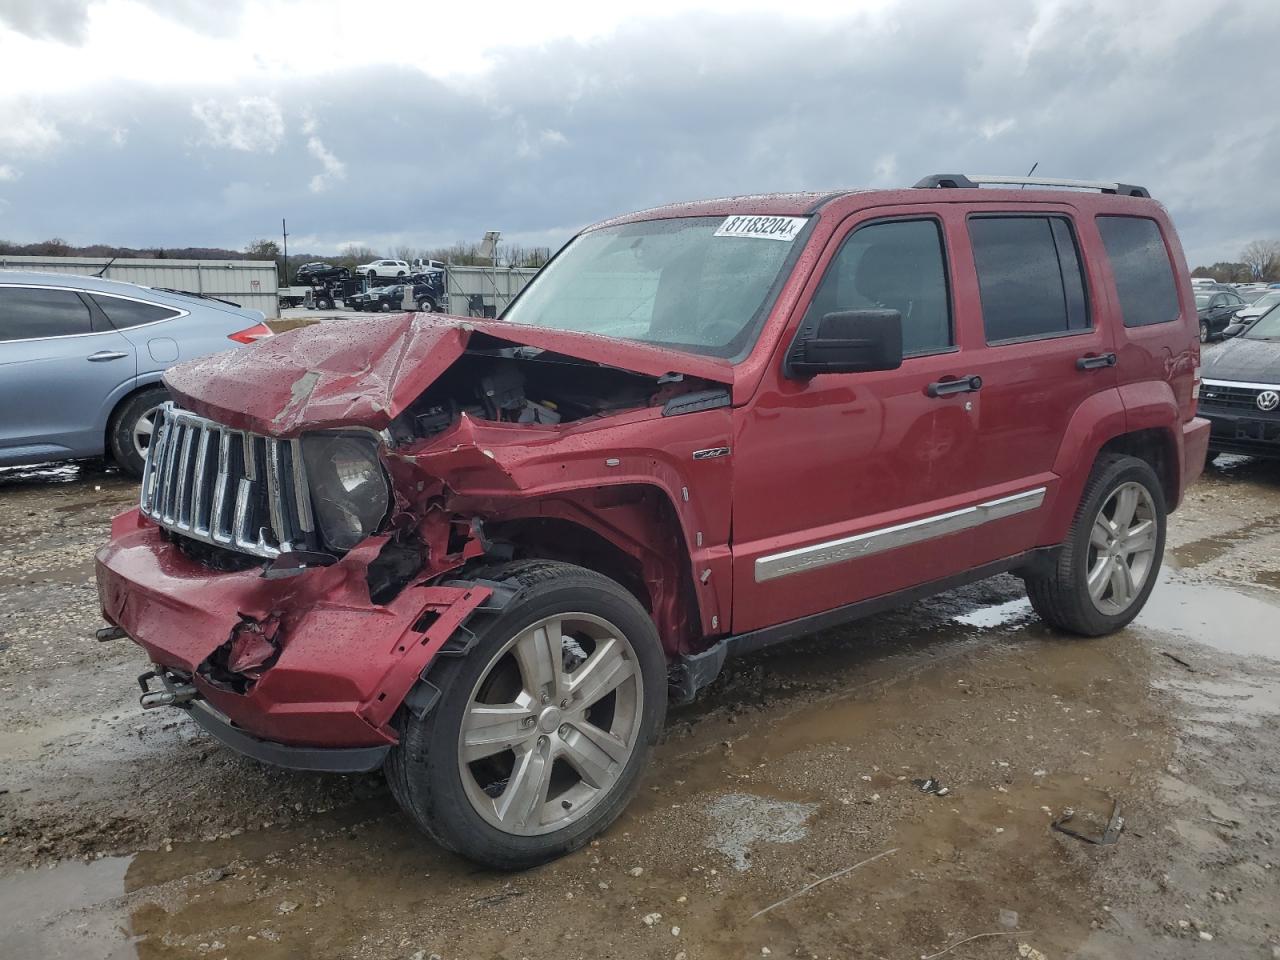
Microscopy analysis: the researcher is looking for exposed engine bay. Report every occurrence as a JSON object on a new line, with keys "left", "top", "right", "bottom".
{"left": 388, "top": 338, "right": 725, "bottom": 442}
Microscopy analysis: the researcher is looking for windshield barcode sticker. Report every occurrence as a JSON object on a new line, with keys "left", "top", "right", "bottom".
{"left": 714, "top": 215, "right": 807, "bottom": 242}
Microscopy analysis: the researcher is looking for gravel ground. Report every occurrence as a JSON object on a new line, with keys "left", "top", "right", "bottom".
{"left": 1, "top": 446, "right": 1278, "bottom": 960}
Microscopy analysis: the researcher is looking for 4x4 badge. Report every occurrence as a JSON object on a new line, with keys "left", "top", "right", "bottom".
{"left": 1258, "top": 390, "right": 1280, "bottom": 412}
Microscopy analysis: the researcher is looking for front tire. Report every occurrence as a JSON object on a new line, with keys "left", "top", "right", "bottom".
{"left": 108, "top": 387, "right": 168, "bottom": 479}
{"left": 1025, "top": 454, "right": 1166, "bottom": 636}
{"left": 386, "top": 560, "right": 667, "bottom": 870}
{"left": 417, "top": 297, "right": 437, "bottom": 313}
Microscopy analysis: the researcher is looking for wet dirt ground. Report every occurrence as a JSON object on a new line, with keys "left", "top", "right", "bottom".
{"left": 1, "top": 455, "right": 1279, "bottom": 960}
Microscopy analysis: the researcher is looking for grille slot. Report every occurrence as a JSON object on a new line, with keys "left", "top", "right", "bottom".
{"left": 140, "top": 404, "right": 314, "bottom": 559}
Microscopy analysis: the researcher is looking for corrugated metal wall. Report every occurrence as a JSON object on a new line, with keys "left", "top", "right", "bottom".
{"left": 443, "top": 265, "right": 539, "bottom": 316}
{"left": 0, "top": 256, "right": 280, "bottom": 317}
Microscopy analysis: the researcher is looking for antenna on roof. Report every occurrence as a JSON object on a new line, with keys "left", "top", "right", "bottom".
{"left": 94, "top": 255, "right": 118, "bottom": 277}
{"left": 1021, "top": 162, "right": 1038, "bottom": 189}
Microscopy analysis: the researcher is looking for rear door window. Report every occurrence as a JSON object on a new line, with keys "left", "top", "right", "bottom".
{"left": 0, "top": 286, "right": 94, "bottom": 341}
{"left": 91, "top": 294, "right": 182, "bottom": 329}
{"left": 968, "top": 216, "right": 1090, "bottom": 343}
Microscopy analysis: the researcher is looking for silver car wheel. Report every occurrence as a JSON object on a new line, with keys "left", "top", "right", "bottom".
{"left": 458, "top": 612, "right": 643, "bottom": 837}
{"left": 132, "top": 403, "right": 164, "bottom": 462}
{"left": 1086, "top": 481, "right": 1158, "bottom": 615}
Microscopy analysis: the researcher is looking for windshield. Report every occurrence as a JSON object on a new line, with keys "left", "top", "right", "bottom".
{"left": 1248, "top": 291, "right": 1280, "bottom": 311}
{"left": 1243, "top": 304, "right": 1280, "bottom": 340}
{"left": 501, "top": 215, "right": 808, "bottom": 359}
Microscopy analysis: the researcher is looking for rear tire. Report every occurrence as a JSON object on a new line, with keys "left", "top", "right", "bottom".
{"left": 108, "top": 387, "right": 168, "bottom": 479}
{"left": 1025, "top": 454, "right": 1166, "bottom": 636}
{"left": 1199, "top": 320, "right": 1210, "bottom": 343}
{"left": 386, "top": 560, "right": 667, "bottom": 870}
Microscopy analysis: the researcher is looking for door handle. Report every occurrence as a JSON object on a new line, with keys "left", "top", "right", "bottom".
{"left": 1076, "top": 352, "right": 1117, "bottom": 371}
{"left": 926, "top": 375, "right": 982, "bottom": 398}
{"left": 87, "top": 350, "right": 129, "bottom": 362}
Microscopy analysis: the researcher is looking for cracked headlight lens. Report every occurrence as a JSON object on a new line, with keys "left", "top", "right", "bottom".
{"left": 302, "top": 434, "right": 390, "bottom": 551}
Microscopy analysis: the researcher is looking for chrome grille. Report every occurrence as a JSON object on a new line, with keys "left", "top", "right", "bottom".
{"left": 1200, "top": 381, "right": 1280, "bottom": 414}
{"left": 140, "top": 403, "right": 314, "bottom": 559}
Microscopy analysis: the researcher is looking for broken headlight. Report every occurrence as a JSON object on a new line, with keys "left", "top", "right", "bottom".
{"left": 302, "top": 434, "right": 390, "bottom": 551}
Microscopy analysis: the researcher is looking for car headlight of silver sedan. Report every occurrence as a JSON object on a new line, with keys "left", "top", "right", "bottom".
{"left": 301, "top": 433, "right": 391, "bottom": 551}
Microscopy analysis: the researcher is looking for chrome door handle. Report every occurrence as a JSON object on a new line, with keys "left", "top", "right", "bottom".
{"left": 87, "top": 350, "right": 129, "bottom": 362}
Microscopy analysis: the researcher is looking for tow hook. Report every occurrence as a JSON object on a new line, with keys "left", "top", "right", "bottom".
{"left": 96, "top": 625, "right": 127, "bottom": 642}
{"left": 137, "top": 665, "right": 199, "bottom": 710}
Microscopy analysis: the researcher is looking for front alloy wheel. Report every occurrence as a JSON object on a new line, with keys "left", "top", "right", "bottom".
{"left": 459, "top": 612, "right": 643, "bottom": 835}
{"left": 386, "top": 560, "right": 666, "bottom": 869}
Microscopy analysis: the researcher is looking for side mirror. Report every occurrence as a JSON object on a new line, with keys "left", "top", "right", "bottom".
{"left": 785, "top": 309, "right": 904, "bottom": 379}
{"left": 1222, "top": 323, "right": 1243, "bottom": 338}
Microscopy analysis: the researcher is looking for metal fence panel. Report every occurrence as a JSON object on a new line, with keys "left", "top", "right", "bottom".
{"left": 443, "top": 265, "right": 539, "bottom": 316}
{"left": 0, "top": 256, "right": 280, "bottom": 317}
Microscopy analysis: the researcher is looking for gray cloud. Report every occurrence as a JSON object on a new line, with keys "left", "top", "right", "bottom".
{"left": 0, "top": 0, "right": 1277, "bottom": 266}
{"left": 0, "top": 0, "right": 246, "bottom": 44}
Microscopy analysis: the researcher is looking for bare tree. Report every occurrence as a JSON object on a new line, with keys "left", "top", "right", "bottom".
{"left": 1240, "top": 239, "right": 1280, "bottom": 281}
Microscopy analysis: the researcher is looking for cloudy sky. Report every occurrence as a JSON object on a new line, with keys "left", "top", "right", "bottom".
{"left": 0, "top": 0, "right": 1276, "bottom": 265}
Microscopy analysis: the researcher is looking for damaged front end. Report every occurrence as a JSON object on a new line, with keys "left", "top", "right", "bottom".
{"left": 96, "top": 312, "right": 733, "bottom": 765}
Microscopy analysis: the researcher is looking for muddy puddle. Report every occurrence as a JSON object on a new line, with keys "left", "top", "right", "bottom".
{"left": 4, "top": 566, "right": 1278, "bottom": 959}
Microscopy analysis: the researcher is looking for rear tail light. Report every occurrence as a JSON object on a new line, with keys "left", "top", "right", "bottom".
{"left": 228, "top": 322, "right": 273, "bottom": 344}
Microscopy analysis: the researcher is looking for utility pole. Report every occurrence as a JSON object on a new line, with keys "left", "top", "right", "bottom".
{"left": 281, "top": 218, "right": 289, "bottom": 284}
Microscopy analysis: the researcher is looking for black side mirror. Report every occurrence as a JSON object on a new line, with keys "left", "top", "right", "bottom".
{"left": 785, "top": 309, "right": 904, "bottom": 378}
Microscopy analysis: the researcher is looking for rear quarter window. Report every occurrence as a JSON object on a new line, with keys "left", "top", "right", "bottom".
{"left": 1095, "top": 216, "right": 1180, "bottom": 327}
{"left": 91, "top": 294, "right": 182, "bottom": 329}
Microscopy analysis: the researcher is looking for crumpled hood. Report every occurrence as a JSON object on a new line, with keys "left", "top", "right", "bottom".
{"left": 164, "top": 313, "right": 733, "bottom": 436}
{"left": 1203, "top": 336, "right": 1280, "bottom": 384}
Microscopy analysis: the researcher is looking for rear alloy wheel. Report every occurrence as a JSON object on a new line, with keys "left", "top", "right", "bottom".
{"left": 1025, "top": 454, "right": 1166, "bottom": 636}
{"left": 386, "top": 560, "right": 666, "bottom": 869}
{"left": 108, "top": 387, "right": 168, "bottom": 479}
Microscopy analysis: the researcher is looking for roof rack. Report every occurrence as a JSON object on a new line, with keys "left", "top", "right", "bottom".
{"left": 913, "top": 174, "right": 1150, "bottom": 198}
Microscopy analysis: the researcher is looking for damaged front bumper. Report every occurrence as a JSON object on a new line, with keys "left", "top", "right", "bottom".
{"left": 96, "top": 508, "right": 491, "bottom": 761}
{"left": 139, "top": 666, "right": 391, "bottom": 773}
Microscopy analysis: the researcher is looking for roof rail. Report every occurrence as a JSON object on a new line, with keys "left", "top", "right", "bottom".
{"left": 913, "top": 174, "right": 1150, "bottom": 198}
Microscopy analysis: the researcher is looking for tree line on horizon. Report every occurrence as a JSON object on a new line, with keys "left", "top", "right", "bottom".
{"left": 1190, "top": 239, "right": 1280, "bottom": 283}
{"left": 0, "top": 236, "right": 553, "bottom": 282}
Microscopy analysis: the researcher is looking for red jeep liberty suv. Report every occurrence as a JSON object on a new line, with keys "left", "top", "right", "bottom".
{"left": 96, "top": 173, "right": 1209, "bottom": 869}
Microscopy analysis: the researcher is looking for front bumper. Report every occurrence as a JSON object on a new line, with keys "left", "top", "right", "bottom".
{"left": 186, "top": 697, "right": 390, "bottom": 773}
{"left": 1201, "top": 406, "right": 1280, "bottom": 459}
{"left": 96, "top": 509, "right": 491, "bottom": 753}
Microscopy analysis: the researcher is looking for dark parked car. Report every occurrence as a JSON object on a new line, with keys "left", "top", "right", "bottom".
{"left": 1200, "top": 304, "right": 1280, "bottom": 461}
{"left": 295, "top": 262, "right": 350, "bottom": 284}
{"left": 354, "top": 281, "right": 446, "bottom": 313}
{"left": 1196, "top": 289, "right": 1246, "bottom": 342}
{"left": 99, "top": 172, "right": 1208, "bottom": 869}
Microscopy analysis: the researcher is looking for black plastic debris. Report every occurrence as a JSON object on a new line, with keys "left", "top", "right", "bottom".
{"left": 912, "top": 777, "right": 951, "bottom": 797}
{"left": 1051, "top": 799, "right": 1124, "bottom": 845}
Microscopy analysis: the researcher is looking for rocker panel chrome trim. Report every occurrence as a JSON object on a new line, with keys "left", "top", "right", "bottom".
{"left": 754, "top": 487, "right": 1047, "bottom": 583}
